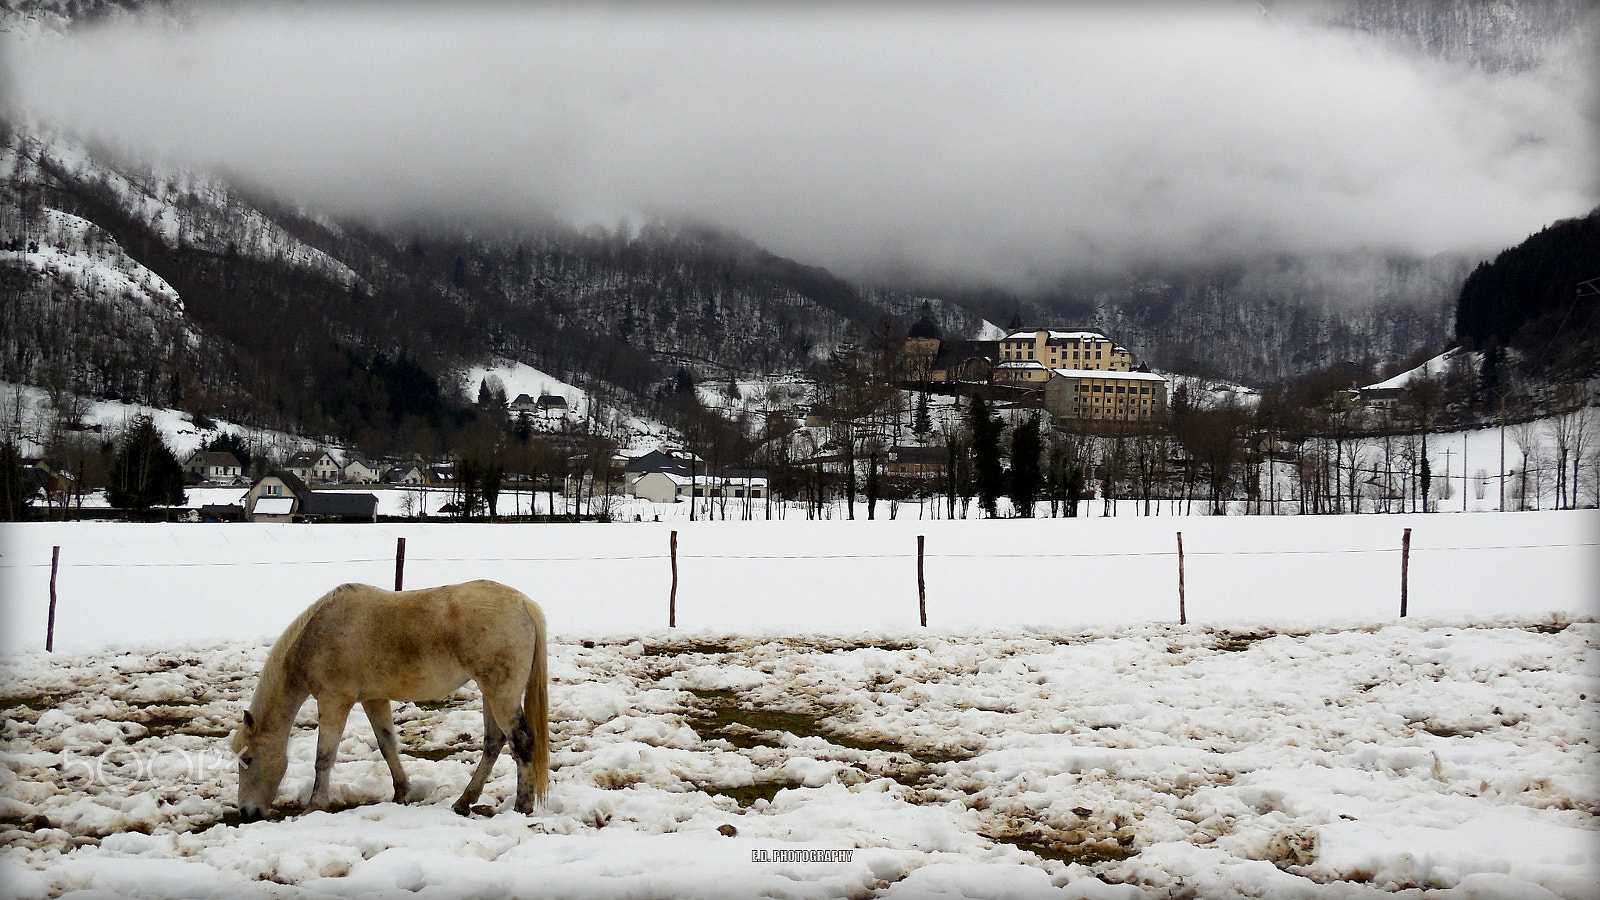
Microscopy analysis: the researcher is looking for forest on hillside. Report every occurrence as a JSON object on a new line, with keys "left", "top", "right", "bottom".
{"left": 1453, "top": 207, "right": 1600, "bottom": 381}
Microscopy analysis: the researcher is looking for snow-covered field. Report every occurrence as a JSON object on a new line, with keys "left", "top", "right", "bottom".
{"left": 1, "top": 513, "right": 1597, "bottom": 899}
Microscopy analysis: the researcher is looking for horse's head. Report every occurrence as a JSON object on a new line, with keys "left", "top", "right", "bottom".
{"left": 232, "top": 709, "right": 288, "bottom": 823}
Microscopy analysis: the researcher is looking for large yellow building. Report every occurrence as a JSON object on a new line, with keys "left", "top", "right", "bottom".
{"left": 993, "top": 329, "right": 1167, "bottom": 423}
{"left": 1043, "top": 368, "right": 1168, "bottom": 423}
{"left": 993, "top": 330, "right": 1134, "bottom": 386}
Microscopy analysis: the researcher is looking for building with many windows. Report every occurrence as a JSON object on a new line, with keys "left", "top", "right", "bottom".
{"left": 983, "top": 328, "right": 1170, "bottom": 423}
{"left": 1043, "top": 368, "right": 1168, "bottom": 423}
{"left": 994, "top": 330, "right": 1133, "bottom": 387}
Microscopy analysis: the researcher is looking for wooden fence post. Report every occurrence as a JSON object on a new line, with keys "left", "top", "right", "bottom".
{"left": 917, "top": 535, "right": 927, "bottom": 627}
{"left": 1400, "top": 527, "right": 1412, "bottom": 618}
{"left": 46, "top": 546, "right": 59, "bottom": 652}
{"left": 1176, "top": 532, "right": 1186, "bottom": 626}
{"left": 669, "top": 530, "right": 679, "bottom": 628}
{"left": 394, "top": 537, "right": 406, "bottom": 592}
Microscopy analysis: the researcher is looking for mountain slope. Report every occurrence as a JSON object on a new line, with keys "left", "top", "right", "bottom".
{"left": 2, "top": 127, "right": 934, "bottom": 450}
{"left": 1454, "top": 206, "right": 1600, "bottom": 377}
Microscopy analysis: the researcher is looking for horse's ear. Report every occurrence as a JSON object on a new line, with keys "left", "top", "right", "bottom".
{"left": 243, "top": 710, "right": 255, "bottom": 729}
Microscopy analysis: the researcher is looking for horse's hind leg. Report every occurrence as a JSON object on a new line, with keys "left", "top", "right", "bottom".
{"left": 484, "top": 688, "right": 541, "bottom": 815}
{"left": 362, "top": 699, "right": 410, "bottom": 803}
{"left": 452, "top": 706, "right": 505, "bottom": 816}
{"left": 310, "top": 696, "right": 354, "bottom": 811}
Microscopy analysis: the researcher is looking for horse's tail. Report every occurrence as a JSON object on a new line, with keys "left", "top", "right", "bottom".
{"left": 524, "top": 604, "right": 550, "bottom": 800}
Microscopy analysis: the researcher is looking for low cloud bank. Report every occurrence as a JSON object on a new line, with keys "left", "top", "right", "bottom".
{"left": 5, "top": 3, "right": 1595, "bottom": 287}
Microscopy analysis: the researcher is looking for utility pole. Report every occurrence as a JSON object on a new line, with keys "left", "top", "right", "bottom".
{"left": 1499, "top": 397, "right": 1506, "bottom": 511}
{"left": 1442, "top": 447, "right": 1452, "bottom": 508}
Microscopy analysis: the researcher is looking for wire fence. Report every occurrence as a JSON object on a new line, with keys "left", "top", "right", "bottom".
{"left": 3, "top": 540, "right": 1596, "bottom": 571}
{"left": 8, "top": 524, "right": 1596, "bottom": 653}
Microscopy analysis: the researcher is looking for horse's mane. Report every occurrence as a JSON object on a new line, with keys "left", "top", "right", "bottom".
{"left": 248, "top": 583, "right": 364, "bottom": 721}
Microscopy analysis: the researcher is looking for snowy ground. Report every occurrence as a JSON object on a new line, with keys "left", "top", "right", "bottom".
{"left": 1, "top": 513, "right": 1597, "bottom": 899}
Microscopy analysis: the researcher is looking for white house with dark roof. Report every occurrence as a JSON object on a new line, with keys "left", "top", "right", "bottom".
{"left": 384, "top": 464, "right": 425, "bottom": 485}
{"left": 244, "top": 470, "right": 379, "bottom": 522}
{"left": 341, "top": 455, "right": 382, "bottom": 484}
{"left": 183, "top": 451, "right": 243, "bottom": 483}
{"left": 284, "top": 450, "right": 341, "bottom": 484}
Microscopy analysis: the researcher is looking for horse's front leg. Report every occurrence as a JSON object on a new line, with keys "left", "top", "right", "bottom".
{"left": 452, "top": 708, "right": 505, "bottom": 816}
{"left": 362, "top": 699, "right": 410, "bottom": 803}
{"left": 309, "top": 696, "right": 354, "bottom": 811}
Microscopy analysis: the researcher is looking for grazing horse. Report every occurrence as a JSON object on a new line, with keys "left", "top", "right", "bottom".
{"left": 231, "top": 580, "right": 548, "bottom": 823}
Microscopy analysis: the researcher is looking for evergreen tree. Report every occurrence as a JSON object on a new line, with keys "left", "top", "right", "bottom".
{"left": 108, "top": 418, "right": 186, "bottom": 510}
{"left": 913, "top": 391, "right": 931, "bottom": 436}
{"left": 0, "top": 440, "right": 29, "bottom": 521}
{"left": 968, "top": 394, "right": 1004, "bottom": 518}
{"left": 1009, "top": 414, "right": 1042, "bottom": 517}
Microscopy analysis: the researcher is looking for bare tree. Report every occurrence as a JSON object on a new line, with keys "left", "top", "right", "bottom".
{"left": 1509, "top": 420, "right": 1543, "bottom": 510}
{"left": 1402, "top": 376, "right": 1444, "bottom": 513}
{"left": 1544, "top": 388, "right": 1592, "bottom": 509}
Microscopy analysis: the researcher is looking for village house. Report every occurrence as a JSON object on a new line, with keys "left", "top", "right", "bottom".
{"left": 341, "top": 454, "right": 382, "bottom": 484}
{"left": 630, "top": 471, "right": 692, "bottom": 504}
{"left": 680, "top": 469, "right": 768, "bottom": 502}
{"left": 885, "top": 445, "right": 949, "bottom": 476}
{"left": 623, "top": 449, "right": 693, "bottom": 493}
{"left": 244, "top": 470, "right": 379, "bottom": 523}
{"left": 284, "top": 450, "right": 341, "bottom": 484}
{"left": 624, "top": 451, "right": 766, "bottom": 503}
{"left": 23, "top": 461, "right": 76, "bottom": 508}
{"left": 384, "top": 464, "right": 425, "bottom": 485}
{"left": 182, "top": 450, "right": 244, "bottom": 483}
{"left": 1356, "top": 383, "right": 1406, "bottom": 410}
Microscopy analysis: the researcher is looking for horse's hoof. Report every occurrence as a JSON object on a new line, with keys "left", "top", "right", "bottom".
{"left": 452, "top": 802, "right": 472, "bottom": 817}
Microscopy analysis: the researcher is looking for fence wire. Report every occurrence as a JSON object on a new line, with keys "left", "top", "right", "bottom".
{"left": 2, "top": 541, "right": 1594, "bottom": 570}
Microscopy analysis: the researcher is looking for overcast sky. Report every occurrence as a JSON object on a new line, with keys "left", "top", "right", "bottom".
{"left": 4, "top": 2, "right": 1595, "bottom": 288}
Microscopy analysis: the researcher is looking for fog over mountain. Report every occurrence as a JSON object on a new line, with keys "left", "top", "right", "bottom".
{"left": 5, "top": 0, "right": 1594, "bottom": 291}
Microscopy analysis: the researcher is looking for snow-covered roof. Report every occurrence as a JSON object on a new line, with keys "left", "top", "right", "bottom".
{"left": 252, "top": 497, "right": 295, "bottom": 515}
{"left": 1003, "top": 330, "right": 1108, "bottom": 342}
{"left": 635, "top": 471, "right": 692, "bottom": 486}
{"left": 1049, "top": 368, "right": 1168, "bottom": 382}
